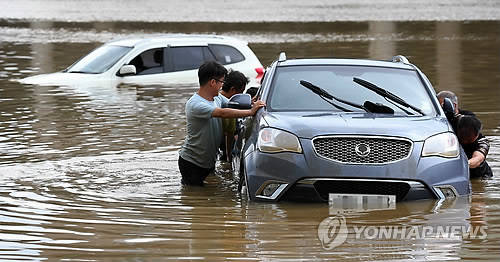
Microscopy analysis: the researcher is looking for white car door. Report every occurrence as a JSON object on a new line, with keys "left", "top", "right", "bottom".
{"left": 120, "top": 45, "right": 214, "bottom": 87}
{"left": 120, "top": 47, "right": 171, "bottom": 86}
{"left": 161, "top": 45, "right": 216, "bottom": 86}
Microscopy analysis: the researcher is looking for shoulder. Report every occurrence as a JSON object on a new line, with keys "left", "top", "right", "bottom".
{"left": 458, "top": 109, "right": 476, "bottom": 116}
{"left": 215, "top": 94, "right": 229, "bottom": 102}
{"left": 186, "top": 94, "right": 216, "bottom": 117}
{"left": 187, "top": 93, "right": 210, "bottom": 106}
{"left": 214, "top": 94, "right": 229, "bottom": 106}
{"left": 186, "top": 93, "right": 200, "bottom": 105}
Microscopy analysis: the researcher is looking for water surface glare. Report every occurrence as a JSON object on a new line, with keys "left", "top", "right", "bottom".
{"left": 1, "top": 0, "right": 500, "bottom": 22}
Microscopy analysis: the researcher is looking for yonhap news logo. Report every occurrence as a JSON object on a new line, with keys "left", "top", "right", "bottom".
{"left": 317, "top": 215, "right": 348, "bottom": 250}
{"left": 318, "top": 215, "right": 487, "bottom": 250}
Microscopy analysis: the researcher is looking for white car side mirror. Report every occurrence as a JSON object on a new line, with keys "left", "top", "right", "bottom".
{"left": 119, "top": 65, "right": 136, "bottom": 76}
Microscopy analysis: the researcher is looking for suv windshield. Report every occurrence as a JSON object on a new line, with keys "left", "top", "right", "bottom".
{"left": 269, "top": 65, "right": 436, "bottom": 115}
{"left": 66, "top": 45, "right": 131, "bottom": 74}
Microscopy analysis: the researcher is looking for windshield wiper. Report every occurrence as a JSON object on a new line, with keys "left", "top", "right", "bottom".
{"left": 353, "top": 77, "right": 425, "bottom": 116}
{"left": 299, "top": 80, "right": 367, "bottom": 112}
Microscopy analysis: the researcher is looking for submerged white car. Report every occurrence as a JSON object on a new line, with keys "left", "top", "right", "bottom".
{"left": 20, "top": 35, "right": 264, "bottom": 88}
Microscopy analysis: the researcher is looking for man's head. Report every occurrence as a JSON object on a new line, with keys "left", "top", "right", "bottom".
{"left": 457, "top": 115, "right": 481, "bottom": 145}
{"left": 222, "top": 70, "right": 249, "bottom": 97}
{"left": 437, "top": 90, "right": 459, "bottom": 113}
{"left": 198, "top": 61, "right": 228, "bottom": 96}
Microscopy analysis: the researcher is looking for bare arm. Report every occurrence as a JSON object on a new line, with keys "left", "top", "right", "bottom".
{"left": 476, "top": 136, "right": 490, "bottom": 157}
{"left": 469, "top": 151, "right": 486, "bottom": 169}
{"left": 212, "top": 100, "right": 266, "bottom": 118}
{"left": 212, "top": 108, "right": 254, "bottom": 118}
{"left": 468, "top": 135, "right": 489, "bottom": 168}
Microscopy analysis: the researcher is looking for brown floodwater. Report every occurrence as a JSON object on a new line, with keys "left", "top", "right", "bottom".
{"left": 0, "top": 19, "right": 499, "bottom": 260}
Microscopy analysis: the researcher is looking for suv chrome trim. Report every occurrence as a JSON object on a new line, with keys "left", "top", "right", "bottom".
{"left": 311, "top": 135, "right": 414, "bottom": 165}
{"left": 298, "top": 178, "right": 424, "bottom": 187}
{"left": 433, "top": 185, "right": 459, "bottom": 199}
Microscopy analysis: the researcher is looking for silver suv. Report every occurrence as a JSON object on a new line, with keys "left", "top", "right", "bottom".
{"left": 234, "top": 53, "right": 470, "bottom": 203}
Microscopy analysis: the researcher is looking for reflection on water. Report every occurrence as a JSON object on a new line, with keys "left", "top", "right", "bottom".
{"left": 0, "top": 82, "right": 191, "bottom": 164}
{"left": 0, "top": 153, "right": 498, "bottom": 260}
{"left": 1, "top": 20, "right": 500, "bottom": 260}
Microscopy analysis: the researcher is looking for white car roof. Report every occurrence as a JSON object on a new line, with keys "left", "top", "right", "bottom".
{"left": 107, "top": 34, "right": 247, "bottom": 48}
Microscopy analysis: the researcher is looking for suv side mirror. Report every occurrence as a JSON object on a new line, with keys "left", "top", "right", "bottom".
{"left": 227, "top": 94, "right": 252, "bottom": 109}
{"left": 442, "top": 98, "right": 455, "bottom": 114}
{"left": 118, "top": 65, "right": 136, "bottom": 76}
{"left": 442, "top": 97, "right": 455, "bottom": 122}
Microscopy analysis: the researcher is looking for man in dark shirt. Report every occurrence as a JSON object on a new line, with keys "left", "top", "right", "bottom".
{"left": 455, "top": 114, "right": 492, "bottom": 178}
{"left": 437, "top": 90, "right": 475, "bottom": 116}
{"left": 438, "top": 91, "right": 492, "bottom": 178}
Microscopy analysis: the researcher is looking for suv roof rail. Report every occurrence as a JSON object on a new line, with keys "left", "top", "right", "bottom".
{"left": 392, "top": 55, "right": 409, "bottom": 64}
{"left": 278, "top": 52, "right": 287, "bottom": 62}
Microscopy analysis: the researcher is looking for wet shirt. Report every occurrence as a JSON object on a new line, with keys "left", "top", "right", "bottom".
{"left": 462, "top": 133, "right": 490, "bottom": 160}
{"left": 462, "top": 133, "right": 492, "bottom": 178}
{"left": 449, "top": 112, "right": 490, "bottom": 159}
{"left": 448, "top": 112, "right": 492, "bottom": 178}
{"left": 222, "top": 118, "right": 237, "bottom": 135}
{"left": 179, "top": 93, "right": 228, "bottom": 169}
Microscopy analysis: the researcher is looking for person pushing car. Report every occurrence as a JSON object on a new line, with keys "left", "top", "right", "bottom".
{"left": 178, "top": 61, "right": 265, "bottom": 186}
{"left": 438, "top": 90, "right": 492, "bottom": 179}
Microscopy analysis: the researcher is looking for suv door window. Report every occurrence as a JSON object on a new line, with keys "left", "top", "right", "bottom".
{"left": 129, "top": 48, "right": 164, "bottom": 75}
{"left": 208, "top": 44, "right": 245, "bottom": 65}
{"left": 168, "top": 46, "right": 215, "bottom": 72}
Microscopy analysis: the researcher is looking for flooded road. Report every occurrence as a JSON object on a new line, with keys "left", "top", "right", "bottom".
{"left": 2, "top": 0, "right": 500, "bottom": 22}
{"left": 1, "top": 3, "right": 500, "bottom": 260}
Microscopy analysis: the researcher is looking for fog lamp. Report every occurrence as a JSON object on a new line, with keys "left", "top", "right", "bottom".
{"left": 262, "top": 183, "right": 281, "bottom": 197}
{"left": 434, "top": 185, "right": 458, "bottom": 199}
{"left": 256, "top": 182, "right": 288, "bottom": 200}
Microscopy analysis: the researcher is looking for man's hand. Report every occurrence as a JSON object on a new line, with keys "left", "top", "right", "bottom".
{"left": 250, "top": 100, "right": 266, "bottom": 115}
{"left": 469, "top": 151, "right": 486, "bottom": 169}
{"left": 212, "top": 100, "right": 266, "bottom": 118}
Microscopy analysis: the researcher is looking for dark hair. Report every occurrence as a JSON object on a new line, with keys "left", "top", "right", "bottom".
{"left": 198, "top": 61, "right": 227, "bottom": 86}
{"left": 457, "top": 115, "right": 481, "bottom": 141}
{"left": 222, "top": 70, "right": 249, "bottom": 92}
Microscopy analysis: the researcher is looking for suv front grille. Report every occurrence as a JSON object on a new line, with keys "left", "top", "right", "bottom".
{"left": 312, "top": 136, "right": 412, "bottom": 164}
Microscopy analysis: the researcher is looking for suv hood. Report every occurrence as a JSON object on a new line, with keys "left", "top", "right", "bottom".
{"left": 262, "top": 111, "right": 451, "bottom": 142}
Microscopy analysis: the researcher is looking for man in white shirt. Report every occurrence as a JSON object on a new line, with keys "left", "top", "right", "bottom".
{"left": 178, "top": 61, "right": 265, "bottom": 186}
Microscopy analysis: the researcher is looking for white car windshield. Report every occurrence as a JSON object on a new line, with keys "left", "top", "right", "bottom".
{"left": 66, "top": 45, "right": 131, "bottom": 74}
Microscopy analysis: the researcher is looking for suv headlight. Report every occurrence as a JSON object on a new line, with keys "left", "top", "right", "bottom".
{"left": 421, "top": 132, "right": 459, "bottom": 158}
{"left": 257, "top": 128, "right": 302, "bottom": 153}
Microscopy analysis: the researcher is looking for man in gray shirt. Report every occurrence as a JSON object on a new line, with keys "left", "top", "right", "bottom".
{"left": 178, "top": 61, "right": 265, "bottom": 186}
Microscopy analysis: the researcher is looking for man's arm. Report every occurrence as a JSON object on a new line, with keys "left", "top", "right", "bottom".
{"left": 469, "top": 151, "right": 486, "bottom": 168}
{"left": 476, "top": 135, "right": 490, "bottom": 157}
{"left": 212, "top": 108, "right": 253, "bottom": 118}
{"left": 469, "top": 135, "right": 489, "bottom": 169}
{"left": 212, "top": 100, "right": 265, "bottom": 118}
